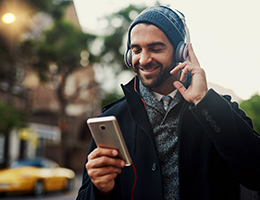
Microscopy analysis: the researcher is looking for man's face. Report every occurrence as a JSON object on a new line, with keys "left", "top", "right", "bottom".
{"left": 130, "top": 23, "right": 177, "bottom": 94}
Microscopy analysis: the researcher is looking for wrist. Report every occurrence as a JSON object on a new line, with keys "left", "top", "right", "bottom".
{"left": 193, "top": 90, "right": 208, "bottom": 105}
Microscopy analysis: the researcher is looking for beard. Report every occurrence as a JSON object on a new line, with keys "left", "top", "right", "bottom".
{"left": 134, "top": 60, "right": 176, "bottom": 89}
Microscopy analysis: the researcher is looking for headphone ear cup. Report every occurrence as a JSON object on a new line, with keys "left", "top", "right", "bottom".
{"left": 124, "top": 49, "right": 132, "bottom": 67}
{"left": 175, "top": 42, "right": 188, "bottom": 63}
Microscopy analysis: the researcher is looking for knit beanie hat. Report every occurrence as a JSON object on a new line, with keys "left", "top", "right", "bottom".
{"left": 126, "top": 6, "right": 186, "bottom": 55}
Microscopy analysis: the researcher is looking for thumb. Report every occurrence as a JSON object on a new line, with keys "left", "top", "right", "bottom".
{"left": 173, "top": 81, "right": 186, "bottom": 96}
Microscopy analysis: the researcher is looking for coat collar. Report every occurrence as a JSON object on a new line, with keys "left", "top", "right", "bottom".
{"left": 121, "top": 76, "right": 153, "bottom": 137}
{"left": 112, "top": 73, "right": 192, "bottom": 147}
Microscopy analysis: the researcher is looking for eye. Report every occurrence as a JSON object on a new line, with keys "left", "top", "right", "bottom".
{"left": 132, "top": 47, "right": 141, "bottom": 54}
{"left": 150, "top": 48, "right": 162, "bottom": 53}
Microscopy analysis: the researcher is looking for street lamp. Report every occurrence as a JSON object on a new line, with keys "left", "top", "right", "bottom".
{"left": 2, "top": 13, "right": 16, "bottom": 24}
{"left": 0, "top": 0, "right": 34, "bottom": 45}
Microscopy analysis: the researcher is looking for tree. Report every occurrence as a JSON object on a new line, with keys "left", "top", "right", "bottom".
{"left": 101, "top": 90, "right": 124, "bottom": 108}
{"left": 96, "top": 5, "right": 145, "bottom": 73}
{"left": 0, "top": 0, "right": 70, "bottom": 83}
{"left": 0, "top": 0, "right": 95, "bottom": 167}
{"left": 0, "top": 0, "right": 68, "bottom": 168}
{"left": 21, "top": 6, "right": 97, "bottom": 167}
{"left": 87, "top": 5, "right": 145, "bottom": 105}
{"left": 0, "top": 102, "right": 27, "bottom": 168}
{"left": 0, "top": 103, "right": 27, "bottom": 136}
{"left": 240, "top": 94, "right": 260, "bottom": 134}
{"left": 26, "top": 20, "right": 96, "bottom": 116}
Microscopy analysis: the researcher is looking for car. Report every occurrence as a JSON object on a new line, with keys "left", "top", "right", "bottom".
{"left": 0, "top": 158, "right": 75, "bottom": 197}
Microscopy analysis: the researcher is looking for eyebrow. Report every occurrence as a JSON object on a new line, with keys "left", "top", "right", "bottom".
{"left": 147, "top": 42, "right": 166, "bottom": 47}
{"left": 130, "top": 42, "right": 166, "bottom": 49}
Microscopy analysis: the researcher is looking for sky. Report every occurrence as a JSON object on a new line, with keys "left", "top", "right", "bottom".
{"left": 74, "top": 0, "right": 260, "bottom": 100}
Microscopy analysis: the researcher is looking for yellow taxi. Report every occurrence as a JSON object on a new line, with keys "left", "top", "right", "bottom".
{"left": 0, "top": 158, "right": 75, "bottom": 196}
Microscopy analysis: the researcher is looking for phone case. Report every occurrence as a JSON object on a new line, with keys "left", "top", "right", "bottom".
{"left": 87, "top": 116, "right": 132, "bottom": 166}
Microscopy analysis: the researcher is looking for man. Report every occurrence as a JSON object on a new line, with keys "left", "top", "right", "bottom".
{"left": 77, "top": 5, "right": 260, "bottom": 200}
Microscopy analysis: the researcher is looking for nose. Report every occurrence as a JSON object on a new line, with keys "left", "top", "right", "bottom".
{"left": 139, "top": 50, "right": 152, "bottom": 66}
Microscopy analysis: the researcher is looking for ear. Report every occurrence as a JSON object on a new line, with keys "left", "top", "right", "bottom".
{"left": 175, "top": 41, "right": 188, "bottom": 62}
{"left": 124, "top": 49, "right": 132, "bottom": 67}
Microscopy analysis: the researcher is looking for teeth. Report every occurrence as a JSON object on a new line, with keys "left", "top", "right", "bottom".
{"left": 142, "top": 67, "right": 157, "bottom": 72}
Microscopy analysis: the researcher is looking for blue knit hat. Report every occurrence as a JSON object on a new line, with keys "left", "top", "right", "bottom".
{"left": 125, "top": 6, "right": 187, "bottom": 67}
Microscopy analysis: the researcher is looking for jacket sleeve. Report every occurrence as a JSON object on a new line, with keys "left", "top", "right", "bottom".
{"left": 76, "top": 139, "right": 99, "bottom": 200}
{"left": 190, "top": 89, "right": 260, "bottom": 190}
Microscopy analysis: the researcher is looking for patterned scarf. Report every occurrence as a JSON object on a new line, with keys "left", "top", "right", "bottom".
{"left": 139, "top": 81, "right": 184, "bottom": 200}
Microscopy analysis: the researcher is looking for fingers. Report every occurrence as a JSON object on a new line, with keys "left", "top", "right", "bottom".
{"left": 87, "top": 162, "right": 122, "bottom": 193}
{"left": 86, "top": 147, "right": 125, "bottom": 193}
{"left": 171, "top": 43, "right": 200, "bottom": 81}
{"left": 170, "top": 61, "right": 193, "bottom": 82}
{"left": 87, "top": 163, "right": 122, "bottom": 178}
{"left": 87, "top": 148, "right": 125, "bottom": 168}
{"left": 170, "top": 43, "right": 208, "bottom": 104}
{"left": 187, "top": 43, "right": 200, "bottom": 65}
{"left": 88, "top": 148, "right": 118, "bottom": 162}
{"left": 173, "top": 81, "right": 186, "bottom": 94}
{"left": 89, "top": 174, "right": 117, "bottom": 194}
{"left": 171, "top": 43, "right": 200, "bottom": 73}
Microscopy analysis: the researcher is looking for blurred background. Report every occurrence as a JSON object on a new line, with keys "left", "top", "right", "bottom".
{"left": 0, "top": 0, "right": 259, "bottom": 198}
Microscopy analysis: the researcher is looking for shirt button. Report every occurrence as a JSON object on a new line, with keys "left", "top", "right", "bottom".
{"left": 151, "top": 163, "right": 157, "bottom": 172}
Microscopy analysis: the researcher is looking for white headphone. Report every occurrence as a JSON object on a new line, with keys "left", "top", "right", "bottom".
{"left": 174, "top": 9, "right": 190, "bottom": 63}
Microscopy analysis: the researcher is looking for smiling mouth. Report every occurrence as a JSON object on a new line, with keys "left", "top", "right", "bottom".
{"left": 140, "top": 66, "right": 160, "bottom": 72}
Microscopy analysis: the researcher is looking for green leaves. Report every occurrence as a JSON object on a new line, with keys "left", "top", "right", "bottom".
{"left": 240, "top": 94, "right": 260, "bottom": 134}
{"left": 0, "top": 102, "right": 27, "bottom": 134}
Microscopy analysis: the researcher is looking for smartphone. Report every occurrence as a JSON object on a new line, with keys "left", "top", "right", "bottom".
{"left": 87, "top": 116, "right": 132, "bottom": 167}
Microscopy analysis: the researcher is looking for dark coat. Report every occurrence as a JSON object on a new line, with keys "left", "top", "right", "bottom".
{"left": 77, "top": 77, "right": 260, "bottom": 200}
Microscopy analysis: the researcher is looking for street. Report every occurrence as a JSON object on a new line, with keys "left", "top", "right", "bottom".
{"left": 2, "top": 174, "right": 82, "bottom": 200}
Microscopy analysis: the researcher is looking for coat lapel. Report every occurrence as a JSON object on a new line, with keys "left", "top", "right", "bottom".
{"left": 121, "top": 78, "right": 155, "bottom": 145}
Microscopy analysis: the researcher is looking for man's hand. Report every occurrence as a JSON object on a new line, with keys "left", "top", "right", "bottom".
{"left": 171, "top": 43, "right": 208, "bottom": 105}
{"left": 86, "top": 148, "right": 125, "bottom": 195}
